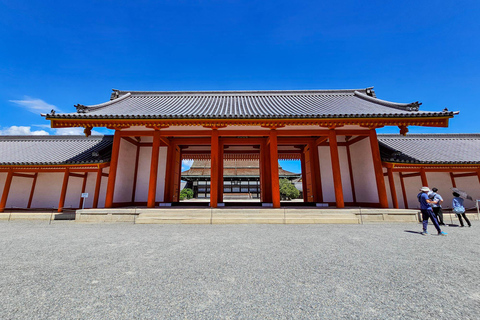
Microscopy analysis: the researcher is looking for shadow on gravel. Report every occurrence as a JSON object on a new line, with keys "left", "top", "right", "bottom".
{"left": 404, "top": 230, "right": 424, "bottom": 235}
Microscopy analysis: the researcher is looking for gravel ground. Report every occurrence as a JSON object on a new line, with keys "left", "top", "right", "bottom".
{"left": 0, "top": 221, "right": 479, "bottom": 319}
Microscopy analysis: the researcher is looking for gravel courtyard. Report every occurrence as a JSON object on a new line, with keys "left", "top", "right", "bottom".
{"left": 1, "top": 221, "right": 479, "bottom": 319}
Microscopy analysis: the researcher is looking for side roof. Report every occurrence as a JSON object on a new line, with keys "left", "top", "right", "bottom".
{"left": 43, "top": 88, "right": 455, "bottom": 120}
{"left": 0, "top": 135, "right": 113, "bottom": 166}
{"left": 378, "top": 134, "right": 480, "bottom": 164}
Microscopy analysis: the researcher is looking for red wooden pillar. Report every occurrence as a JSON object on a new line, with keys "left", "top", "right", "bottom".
{"left": 269, "top": 129, "right": 280, "bottom": 208}
{"left": 387, "top": 167, "right": 399, "bottom": 208}
{"left": 58, "top": 168, "right": 70, "bottom": 212}
{"left": 148, "top": 130, "right": 161, "bottom": 208}
{"left": 369, "top": 129, "right": 389, "bottom": 208}
{"left": 93, "top": 167, "right": 103, "bottom": 208}
{"left": 210, "top": 129, "right": 219, "bottom": 208}
{"left": 259, "top": 142, "right": 266, "bottom": 202}
{"left": 262, "top": 140, "right": 272, "bottom": 203}
{"left": 450, "top": 172, "right": 457, "bottom": 188}
{"left": 300, "top": 149, "right": 308, "bottom": 202}
{"left": 218, "top": 140, "right": 224, "bottom": 203}
{"left": 329, "top": 129, "right": 344, "bottom": 208}
{"left": 27, "top": 172, "right": 38, "bottom": 209}
{"left": 420, "top": 169, "right": 428, "bottom": 187}
{"left": 0, "top": 169, "right": 14, "bottom": 213}
{"left": 131, "top": 142, "right": 141, "bottom": 203}
{"left": 105, "top": 130, "right": 122, "bottom": 208}
{"left": 477, "top": 169, "right": 480, "bottom": 184}
{"left": 310, "top": 141, "right": 323, "bottom": 203}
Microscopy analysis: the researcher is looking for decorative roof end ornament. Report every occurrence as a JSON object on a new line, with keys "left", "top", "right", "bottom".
{"left": 50, "top": 109, "right": 56, "bottom": 115}
{"left": 111, "top": 89, "right": 120, "bottom": 100}
{"left": 75, "top": 104, "right": 88, "bottom": 113}
{"left": 406, "top": 102, "right": 421, "bottom": 111}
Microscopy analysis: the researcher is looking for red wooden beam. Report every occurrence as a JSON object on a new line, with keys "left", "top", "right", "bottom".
{"left": 27, "top": 172, "right": 38, "bottom": 209}
{"left": 105, "top": 130, "right": 122, "bottom": 208}
{"left": 329, "top": 129, "right": 344, "bottom": 208}
{"left": 58, "top": 168, "right": 70, "bottom": 213}
{"left": 399, "top": 172, "right": 408, "bottom": 209}
{"left": 369, "top": 129, "right": 388, "bottom": 208}
{"left": 269, "top": 130, "right": 281, "bottom": 208}
{"left": 93, "top": 168, "right": 103, "bottom": 208}
{"left": 387, "top": 167, "right": 399, "bottom": 208}
{"left": 131, "top": 143, "right": 141, "bottom": 203}
{"left": 210, "top": 129, "right": 219, "bottom": 208}
{"left": 148, "top": 130, "right": 161, "bottom": 207}
{"left": 346, "top": 144, "right": 356, "bottom": 204}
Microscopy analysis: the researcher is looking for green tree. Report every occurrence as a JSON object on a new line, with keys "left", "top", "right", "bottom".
{"left": 279, "top": 178, "right": 300, "bottom": 200}
{"left": 180, "top": 188, "right": 194, "bottom": 200}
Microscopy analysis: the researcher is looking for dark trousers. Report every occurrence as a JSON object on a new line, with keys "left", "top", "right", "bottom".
{"left": 457, "top": 213, "right": 471, "bottom": 227}
{"left": 433, "top": 207, "right": 444, "bottom": 225}
{"left": 421, "top": 208, "right": 441, "bottom": 232}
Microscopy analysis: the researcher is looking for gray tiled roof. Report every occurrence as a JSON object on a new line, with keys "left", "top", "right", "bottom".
{"left": 0, "top": 135, "right": 113, "bottom": 165}
{"left": 378, "top": 134, "right": 480, "bottom": 164}
{"left": 44, "top": 88, "right": 454, "bottom": 120}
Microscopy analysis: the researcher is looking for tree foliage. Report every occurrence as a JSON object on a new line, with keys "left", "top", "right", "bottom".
{"left": 180, "top": 188, "right": 194, "bottom": 200}
{"left": 279, "top": 178, "right": 300, "bottom": 200}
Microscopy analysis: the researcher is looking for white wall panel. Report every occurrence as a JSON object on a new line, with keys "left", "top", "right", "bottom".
{"left": 318, "top": 146, "right": 335, "bottom": 202}
{"left": 350, "top": 138, "right": 378, "bottom": 203}
{"left": 338, "top": 147, "right": 353, "bottom": 202}
{"left": 135, "top": 147, "right": 152, "bottom": 202}
{"left": 64, "top": 175, "right": 83, "bottom": 209}
{"left": 5, "top": 176, "right": 32, "bottom": 208}
{"left": 0, "top": 172, "right": 6, "bottom": 199}
{"left": 30, "top": 173, "right": 64, "bottom": 209}
{"left": 114, "top": 139, "right": 137, "bottom": 203}
{"left": 155, "top": 147, "right": 168, "bottom": 202}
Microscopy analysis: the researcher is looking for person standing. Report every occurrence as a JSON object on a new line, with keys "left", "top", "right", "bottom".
{"left": 418, "top": 187, "right": 447, "bottom": 236}
{"left": 429, "top": 187, "right": 445, "bottom": 226}
{"left": 452, "top": 192, "right": 472, "bottom": 227}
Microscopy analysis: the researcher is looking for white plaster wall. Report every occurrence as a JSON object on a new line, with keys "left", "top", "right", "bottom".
{"left": 113, "top": 139, "right": 137, "bottom": 203}
{"left": 0, "top": 172, "right": 6, "bottom": 198}
{"left": 135, "top": 147, "right": 152, "bottom": 202}
{"left": 134, "top": 146, "right": 168, "bottom": 203}
{"left": 155, "top": 147, "right": 168, "bottom": 202}
{"left": 403, "top": 176, "right": 423, "bottom": 209}
{"left": 80, "top": 172, "right": 97, "bottom": 209}
{"left": 394, "top": 173, "right": 406, "bottom": 209}
{"left": 318, "top": 146, "right": 335, "bottom": 202}
{"left": 338, "top": 147, "right": 353, "bottom": 202}
{"left": 30, "top": 173, "right": 64, "bottom": 209}
{"left": 349, "top": 138, "right": 378, "bottom": 203}
{"left": 98, "top": 169, "right": 108, "bottom": 208}
{"left": 384, "top": 172, "right": 392, "bottom": 208}
{"left": 5, "top": 176, "right": 32, "bottom": 208}
{"left": 453, "top": 176, "right": 480, "bottom": 209}
{"left": 63, "top": 176, "right": 84, "bottom": 209}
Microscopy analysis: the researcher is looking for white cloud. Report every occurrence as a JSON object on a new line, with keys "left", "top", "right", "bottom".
{"left": 0, "top": 126, "right": 49, "bottom": 135}
{"left": 9, "top": 96, "right": 61, "bottom": 114}
{"left": 53, "top": 127, "right": 103, "bottom": 135}
{"left": 181, "top": 159, "right": 194, "bottom": 171}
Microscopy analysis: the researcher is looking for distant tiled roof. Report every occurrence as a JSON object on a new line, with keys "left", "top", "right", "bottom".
{"left": 44, "top": 88, "right": 454, "bottom": 120}
{"left": 378, "top": 134, "right": 480, "bottom": 164}
{"left": 0, "top": 135, "right": 113, "bottom": 165}
{"left": 182, "top": 159, "right": 300, "bottom": 178}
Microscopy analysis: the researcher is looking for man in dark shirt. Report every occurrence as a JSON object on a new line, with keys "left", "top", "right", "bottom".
{"left": 418, "top": 186, "right": 447, "bottom": 236}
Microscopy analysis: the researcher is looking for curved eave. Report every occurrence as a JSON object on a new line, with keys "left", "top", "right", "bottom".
{"left": 382, "top": 161, "right": 480, "bottom": 167}
{"left": 47, "top": 115, "right": 455, "bottom": 129}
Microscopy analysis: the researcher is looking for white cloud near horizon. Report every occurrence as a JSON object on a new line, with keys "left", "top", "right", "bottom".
{"left": 0, "top": 126, "right": 49, "bottom": 135}
{"left": 9, "top": 96, "right": 61, "bottom": 114}
{"left": 0, "top": 126, "right": 103, "bottom": 136}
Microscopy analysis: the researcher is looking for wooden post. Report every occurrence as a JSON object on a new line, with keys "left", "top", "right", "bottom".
{"left": 164, "top": 143, "right": 174, "bottom": 203}
{"left": 387, "top": 167, "right": 399, "bottom": 208}
{"left": 260, "top": 142, "right": 266, "bottom": 202}
{"left": 369, "top": 129, "right": 389, "bottom": 208}
{"left": 329, "top": 129, "right": 344, "bottom": 208}
{"left": 269, "top": 129, "right": 280, "bottom": 208}
{"left": 210, "top": 128, "right": 219, "bottom": 208}
{"left": 450, "top": 172, "right": 457, "bottom": 188}
{"left": 301, "top": 149, "right": 308, "bottom": 202}
{"left": 399, "top": 172, "right": 408, "bottom": 209}
{"left": 0, "top": 170, "right": 13, "bottom": 213}
{"left": 148, "top": 130, "right": 161, "bottom": 208}
{"left": 93, "top": 167, "right": 102, "bottom": 208}
{"left": 263, "top": 139, "right": 272, "bottom": 203}
{"left": 105, "top": 130, "right": 122, "bottom": 208}
{"left": 58, "top": 168, "right": 70, "bottom": 213}
{"left": 218, "top": 140, "right": 224, "bottom": 204}
{"left": 310, "top": 141, "right": 323, "bottom": 203}
{"left": 420, "top": 169, "right": 428, "bottom": 187}
{"left": 27, "top": 172, "right": 38, "bottom": 209}
{"left": 78, "top": 173, "right": 88, "bottom": 209}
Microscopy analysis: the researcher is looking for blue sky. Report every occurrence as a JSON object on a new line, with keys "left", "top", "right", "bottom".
{"left": 1, "top": 0, "right": 479, "bottom": 173}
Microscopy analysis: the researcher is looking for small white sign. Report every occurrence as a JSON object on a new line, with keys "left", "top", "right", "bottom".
{"left": 81, "top": 193, "right": 89, "bottom": 198}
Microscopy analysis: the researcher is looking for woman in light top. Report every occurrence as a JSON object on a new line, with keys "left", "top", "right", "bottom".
{"left": 452, "top": 192, "right": 471, "bottom": 227}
